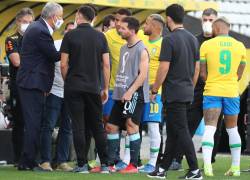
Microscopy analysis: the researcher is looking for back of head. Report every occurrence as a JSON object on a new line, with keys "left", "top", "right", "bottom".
{"left": 77, "top": 5, "right": 95, "bottom": 22}
{"left": 212, "top": 16, "right": 230, "bottom": 35}
{"left": 116, "top": 8, "right": 132, "bottom": 16}
{"left": 213, "top": 16, "right": 230, "bottom": 28}
{"left": 165, "top": 4, "right": 184, "bottom": 24}
{"left": 102, "top": 14, "right": 115, "bottom": 30}
{"left": 41, "top": 2, "right": 63, "bottom": 19}
{"left": 122, "top": 16, "right": 140, "bottom": 33}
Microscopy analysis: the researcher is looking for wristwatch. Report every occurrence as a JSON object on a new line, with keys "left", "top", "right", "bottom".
{"left": 151, "top": 90, "right": 158, "bottom": 95}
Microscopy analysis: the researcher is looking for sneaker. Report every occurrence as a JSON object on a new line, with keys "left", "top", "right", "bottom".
{"left": 119, "top": 163, "right": 138, "bottom": 174}
{"left": 88, "top": 160, "right": 97, "bottom": 169}
{"left": 90, "top": 165, "right": 116, "bottom": 173}
{"left": 147, "top": 168, "right": 166, "bottom": 179}
{"left": 56, "top": 163, "right": 73, "bottom": 172}
{"left": 224, "top": 166, "right": 240, "bottom": 176}
{"left": 139, "top": 164, "right": 155, "bottom": 173}
{"left": 35, "top": 162, "right": 53, "bottom": 172}
{"left": 169, "top": 159, "right": 183, "bottom": 171}
{"left": 100, "top": 164, "right": 110, "bottom": 174}
{"left": 204, "top": 164, "right": 213, "bottom": 177}
{"left": 72, "top": 164, "right": 89, "bottom": 173}
{"left": 90, "top": 166, "right": 101, "bottom": 173}
{"left": 115, "top": 161, "right": 128, "bottom": 171}
{"left": 179, "top": 169, "right": 203, "bottom": 180}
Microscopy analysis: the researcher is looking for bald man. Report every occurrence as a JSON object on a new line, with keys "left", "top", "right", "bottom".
{"left": 200, "top": 17, "right": 246, "bottom": 177}
{"left": 139, "top": 14, "right": 165, "bottom": 173}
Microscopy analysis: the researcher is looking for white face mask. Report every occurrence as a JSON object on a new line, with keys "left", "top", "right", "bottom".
{"left": 54, "top": 17, "right": 64, "bottom": 30}
{"left": 74, "top": 20, "right": 78, "bottom": 28}
{"left": 20, "top": 23, "right": 30, "bottom": 33}
{"left": 202, "top": 21, "right": 212, "bottom": 35}
{"left": 91, "top": 21, "right": 94, "bottom": 27}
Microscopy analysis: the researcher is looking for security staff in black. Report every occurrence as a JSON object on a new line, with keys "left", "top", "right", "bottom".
{"left": 5, "top": 8, "right": 34, "bottom": 165}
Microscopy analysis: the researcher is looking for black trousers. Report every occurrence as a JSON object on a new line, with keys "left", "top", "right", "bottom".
{"left": 9, "top": 85, "right": 24, "bottom": 164}
{"left": 18, "top": 87, "right": 45, "bottom": 168}
{"left": 160, "top": 102, "right": 198, "bottom": 171}
{"left": 174, "top": 93, "right": 223, "bottom": 163}
{"left": 64, "top": 90, "right": 108, "bottom": 166}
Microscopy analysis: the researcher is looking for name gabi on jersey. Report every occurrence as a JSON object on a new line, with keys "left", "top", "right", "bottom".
{"left": 220, "top": 41, "right": 232, "bottom": 47}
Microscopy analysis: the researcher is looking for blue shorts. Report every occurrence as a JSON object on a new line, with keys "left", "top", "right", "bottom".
{"left": 103, "top": 90, "right": 114, "bottom": 116}
{"left": 142, "top": 94, "right": 162, "bottom": 123}
{"left": 203, "top": 96, "right": 240, "bottom": 115}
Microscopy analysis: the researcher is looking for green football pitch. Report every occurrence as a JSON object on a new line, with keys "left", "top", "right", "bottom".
{"left": 0, "top": 156, "right": 250, "bottom": 180}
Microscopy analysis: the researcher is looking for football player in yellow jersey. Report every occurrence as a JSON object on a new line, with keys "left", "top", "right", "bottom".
{"left": 200, "top": 17, "right": 246, "bottom": 177}
{"left": 139, "top": 14, "right": 164, "bottom": 173}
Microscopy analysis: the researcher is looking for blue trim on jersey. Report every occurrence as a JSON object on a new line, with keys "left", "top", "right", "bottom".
{"left": 103, "top": 90, "right": 114, "bottom": 116}
{"left": 203, "top": 96, "right": 240, "bottom": 115}
{"left": 142, "top": 94, "right": 162, "bottom": 123}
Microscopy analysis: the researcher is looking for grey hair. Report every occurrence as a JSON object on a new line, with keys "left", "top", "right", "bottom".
{"left": 149, "top": 14, "right": 165, "bottom": 27}
{"left": 41, "top": 2, "right": 63, "bottom": 19}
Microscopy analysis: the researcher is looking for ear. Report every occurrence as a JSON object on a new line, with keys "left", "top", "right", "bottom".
{"left": 166, "top": 16, "right": 171, "bottom": 24}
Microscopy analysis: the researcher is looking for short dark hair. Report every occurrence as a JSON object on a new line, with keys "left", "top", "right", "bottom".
{"left": 165, "top": 4, "right": 184, "bottom": 24}
{"left": 122, "top": 16, "right": 140, "bottom": 33}
{"left": 102, "top": 14, "right": 115, "bottom": 30}
{"left": 65, "top": 21, "right": 74, "bottom": 30}
{"left": 16, "top": 7, "right": 34, "bottom": 21}
{"left": 116, "top": 8, "right": 132, "bottom": 16}
{"left": 77, "top": 5, "right": 95, "bottom": 22}
{"left": 202, "top": 8, "right": 218, "bottom": 17}
{"left": 85, "top": 4, "right": 98, "bottom": 16}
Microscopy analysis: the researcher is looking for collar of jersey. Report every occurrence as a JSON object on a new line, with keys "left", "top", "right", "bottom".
{"left": 148, "top": 37, "right": 162, "bottom": 44}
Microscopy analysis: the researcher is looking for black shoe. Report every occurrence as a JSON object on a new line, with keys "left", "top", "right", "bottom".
{"left": 147, "top": 168, "right": 166, "bottom": 179}
{"left": 17, "top": 164, "right": 32, "bottom": 171}
{"left": 179, "top": 169, "right": 203, "bottom": 179}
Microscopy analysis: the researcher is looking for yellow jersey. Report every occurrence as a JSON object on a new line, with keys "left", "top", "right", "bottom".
{"left": 105, "top": 28, "right": 147, "bottom": 89}
{"left": 143, "top": 37, "right": 162, "bottom": 85}
{"left": 200, "top": 35, "right": 247, "bottom": 97}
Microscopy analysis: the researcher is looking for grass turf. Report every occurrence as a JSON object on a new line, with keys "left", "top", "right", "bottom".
{"left": 0, "top": 156, "right": 250, "bottom": 180}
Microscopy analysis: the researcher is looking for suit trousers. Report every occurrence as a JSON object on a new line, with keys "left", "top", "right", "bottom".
{"left": 18, "top": 87, "right": 45, "bottom": 168}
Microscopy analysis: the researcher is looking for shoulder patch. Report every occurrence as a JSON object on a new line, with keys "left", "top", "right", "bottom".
{"left": 6, "top": 40, "right": 14, "bottom": 51}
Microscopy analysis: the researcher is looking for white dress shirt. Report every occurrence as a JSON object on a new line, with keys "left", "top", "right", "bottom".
{"left": 43, "top": 18, "right": 54, "bottom": 35}
{"left": 50, "top": 40, "right": 64, "bottom": 98}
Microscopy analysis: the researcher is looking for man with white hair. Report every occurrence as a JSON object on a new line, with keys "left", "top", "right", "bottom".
{"left": 16, "top": 2, "right": 63, "bottom": 171}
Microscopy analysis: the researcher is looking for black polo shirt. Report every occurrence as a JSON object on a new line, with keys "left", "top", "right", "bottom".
{"left": 5, "top": 32, "right": 23, "bottom": 88}
{"left": 160, "top": 28, "right": 199, "bottom": 103}
{"left": 60, "top": 23, "right": 109, "bottom": 94}
{"left": 194, "top": 33, "right": 212, "bottom": 98}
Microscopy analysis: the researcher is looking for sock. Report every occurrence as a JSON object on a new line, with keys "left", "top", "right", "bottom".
{"left": 107, "top": 133, "right": 120, "bottom": 165}
{"left": 159, "top": 167, "right": 165, "bottom": 172}
{"left": 123, "top": 135, "right": 130, "bottom": 165}
{"left": 191, "top": 169, "right": 199, "bottom": 174}
{"left": 202, "top": 125, "right": 216, "bottom": 165}
{"left": 129, "top": 132, "right": 141, "bottom": 167}
{"left": 148, "top": 122, "right": 161, "bottom": 167}
{"left": 226, "top": 127, "right": 241, "bottom": 167}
